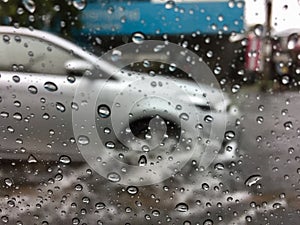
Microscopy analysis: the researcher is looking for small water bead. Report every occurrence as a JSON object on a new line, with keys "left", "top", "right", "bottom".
{"left": 97, "top": 104, "right": 110, "bottom": 118}
{"left": 224, "top": 131, "right": 235, "bottom": 140}
{"left": 127, "top": 186, "right": 139, "bottom": 195}
{"left": 204, "top": 115, "right": 213, "bottom": 123}
{"left": 44, "top": 81, "right": 58, "bottom": 92}
{"left": 77, "top": 135, "right": 90, "bottom": 145}
{"left": 59, "top": 155, "right": 71, "bottom": 164}
{"left": 175, "top": 203, "right": 189, "bottom": 212}
{"left": 105, "top": 141, "right": 115, "bottom": 149}
{"left": 165, "top": 0, "right": 175, "bottom": 9}
{"left": 13, "top": 113, "right": 22, "bottom": 120}
{"left": 107, "top": 172, "right": 121, "bottom": 182}
{"left": 95, "top": 202, "right": 106, "bottom": 210}
{"left": 132, "top": 32, "right": 145, "bottom": 44}
{"left": 22, "top": 0, "right": 36, "bottom": 13}
{"left": 284, "top": 121, "right": 293, "bottom": 130}
{"left": 12, "top": 75, "right": 20, "bottom": 83}
{"left": 72, "top": 0, "right": 87, "bottom": 10}
{"left": 28, "top": 85, "right": 38, "bottom": 94}
{"left": 4, "top": 178, "right": 13, "bottom": 187}
{"left": 56, "top": 102, "right": 66, "bottom": 112}
{"left": 27, "top": 154, "right": 38, "bottom": 163}
{"left": 245, "top": 174, "right": 262, "bottom": 187}
{"left": 138, "top": 155, "right": 147, "bottom": 166}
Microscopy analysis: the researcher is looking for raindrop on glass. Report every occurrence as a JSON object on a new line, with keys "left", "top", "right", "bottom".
{"left": 78, "top": 135, "right": 90, "bottom": 145}
{"left": 127, "top": 186, "right": 139, "bottom": 195}
{"left": 97, "top": 104, "right": 110, "bottom": 118}
{"left": 28, "top": 85, "right": 38, "bottom": 94}
{"left": 72, "top": 0, "right": 87, "bottom": 10}
{"left": 245, "top": 174, "right": 262, "bottom": 187}
{"left": 27, "top": 154, "right": 38, "bottom": 163}
{"left": 284, "top": 121, "right": 293, "bottom": 130}
{"left": 138, "top": 155, "right": 147, "bottom": 167}
{"left": 165, "top": 0, "right": 175, "bottom": 9}
{"left": 22, "top": 0, "right": 36, "bottom": 13}
{"left": 44, "top": 81, "right": 58, "bottom": 92}
{"left": 132, "top": 32, "right": 145, "bottom": 44}
{"left": 56, "top": 102, "right": 66, "bottom": 112}
{"left": 95, "top": 202, "right": 106, "bottom": 210}
{"left": 204, "top": 115, "right": 213, "bottom": 123}
{"left": 59, "top": 155, "right": 71, "bottom": 164}
{"left": 4, "top": 178, "right": 13, "bottom": 187}
{"left": 107, "top": 172, "right": 121, "bottom": 182}
{"left": 175, "top": 203, "right": 189, "bottom": 212}
{"left": 224, "top": 131, "right": 235, "bottom": 140}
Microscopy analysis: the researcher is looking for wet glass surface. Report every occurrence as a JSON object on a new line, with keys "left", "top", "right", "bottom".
{"left": 0, "top": 0, "right": 300, "bottom": 224}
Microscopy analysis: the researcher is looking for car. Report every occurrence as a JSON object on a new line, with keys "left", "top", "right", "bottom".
{"left": 0, "top": 26, "right": 240, "bottom": 185}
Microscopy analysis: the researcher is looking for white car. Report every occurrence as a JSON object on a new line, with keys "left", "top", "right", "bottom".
{"left": 0, "top": 26, "right": 239, "bottom": 179}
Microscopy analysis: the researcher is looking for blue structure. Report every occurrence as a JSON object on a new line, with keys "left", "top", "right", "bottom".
{"left": 76, "top": 0, "right": 244, "bottom": 36}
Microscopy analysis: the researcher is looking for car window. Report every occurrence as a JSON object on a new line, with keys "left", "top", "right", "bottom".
{"left": 0, "top": 33, "right": 80, "bottom": 74}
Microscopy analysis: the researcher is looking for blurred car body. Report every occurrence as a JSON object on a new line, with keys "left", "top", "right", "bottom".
{"left": 0, "top": 26, "right": 239, "bottom": 165}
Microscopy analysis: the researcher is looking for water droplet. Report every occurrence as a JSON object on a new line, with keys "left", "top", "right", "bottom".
{"left": 203, "top": 219, "right": 214, "bottom": 225}
{"left": 97, "top": 104, "right": 110, "bottom": 118}
{"left": 169, "top": 63, "right": 177, "bottom": 72}
{"left": 254, "top": 24, "right": 263, "bottom": 37}
{"left": 4, "top": 178, "right": 13, "bottom": 187}
{"left": 12, "top": 75, "right": 20, "bottom": 83}
{"left": 231, "top": 84, "right": 240, "bottom": 93}
{"left": 72, "top": 0, "right": 87, "bottom": 10}
{"left": 202, "top": 183, "right": 209, "bottom": 191}
{"left": 13, "top": 113, "right": 22, "bottom": 120}
{"left": 204, "top": 115, "right": 213, "bottom": 123}
{"left": 78, "top": 135, "right": 90, "bottom": 145}
{"left": 71, "top": 102, "right": 79, "bottom": 111}
{"left": 27, "top": 154, "right": 37, "bottom": 163}
{"left": 165, "top": 0, "right": 175, "bottom": 9}
{"left": 127, "top": 186, "right": 139, "bottom": 195}
{"left": 105, "top": 141, "right": 115, "bottom": 149}
{"left": 287, "top": 33, "right": 299, "bottom": 49}
{"left": 175, "top": 203, "right": 189, "bottom": 212}
{"left": 44, "top": 81, "right": 58, "bottom": 92}
{"left": 75, "top": 184, "right": 83, "bottom": 191}
{"left": 273, "top": 202, "right": 282, "bottom": 209}
{"left": 214, "top": 163, "right": 224, "bottom": 170}
{"left": 284, "top": 121, "right": 293, "bottom": 130}
{"left": 111, "top": 49, "right": 122, "bottom": 62}
{"left": 1, "top": 216, "right": 8, "bottom": 223}
{"left": 67, "top": 75, "right": 76, "bottom": 83}
{"left": 107, "top": 172, "right": 121, "bottom": 182}
{"left": 224, "top": 131, "right": 235, "bottom": 141}
{"left": 206, "top": 50, "right": 213, "bottom": 58}
{"left": 1, "top": 112, "right": 9, "bottom": 118}
{"left": 28, "top": 85, "right": 38, "bottom": 94}
{"left": 95, "top": 202, "right": 106, "bottom": 210}
{"left": 22, "top": 0, "right": 36, "bottom": 13}
{"left": 3, "top": 34, "right": 10, "bottom": 43}
{"left": 42, "top": 113, "right": 50, "bottom": 120}
{"left": 59, "top": 155, "right": 71, "bottom": 164}
{"left": 138, "top": 155, "right": 147, "bottom": 166}
{"left": 56, "top": 102, "right": 66, "bottom": 112}
{"left": 132, "top": 32, "right": 145, "bottom": 44}
{"left": 256, "top": 116, "right": 264, "bottom": 124}
{"left": 179, "top": 113, "right": 189, "bottom": 121}
{"left": 281, "top": 75, "right": 290, "bottom": 85}
{"left": 245, "top": 174, "right": 262, "bottom": 187}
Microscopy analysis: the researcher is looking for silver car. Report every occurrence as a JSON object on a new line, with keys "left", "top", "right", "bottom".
{"left": 0, "top": 26, "right": 239, "bottom": 181}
